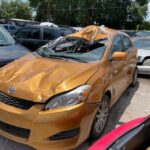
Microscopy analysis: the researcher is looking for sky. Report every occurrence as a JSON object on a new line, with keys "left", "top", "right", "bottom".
{"left": 21, "top": 0, "right": 27, "bottom": 2}
{"left": 21, "top": 0, "right": 150, "bottom": 21}
{"left": 146, "top": 2, "right": 150, "bottom": 21}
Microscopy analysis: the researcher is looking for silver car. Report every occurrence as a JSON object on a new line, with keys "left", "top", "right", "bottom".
{"left": 134, "top": 38, "right": 150, "bottom": 75}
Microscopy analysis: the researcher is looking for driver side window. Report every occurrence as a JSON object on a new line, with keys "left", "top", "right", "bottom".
{"left": 111, "top": 35, "right": 124, "bottom": 55}
{"left": 15, "top": 28, "right": 29, "bottom": 38}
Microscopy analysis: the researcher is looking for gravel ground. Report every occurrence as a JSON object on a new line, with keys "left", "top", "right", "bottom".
{"left": 0, "top": 76, "right": 150, "bottom": 150}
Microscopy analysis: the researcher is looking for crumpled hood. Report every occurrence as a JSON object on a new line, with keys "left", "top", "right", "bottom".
{"left": 0, "top": 54, "right": 99, "bottom": 102}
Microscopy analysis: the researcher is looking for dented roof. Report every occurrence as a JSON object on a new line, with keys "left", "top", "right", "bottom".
{"left": 68, "top": 25, "right": 115, "bottom": 42}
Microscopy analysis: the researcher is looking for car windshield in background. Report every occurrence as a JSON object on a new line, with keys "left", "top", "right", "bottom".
{"left": 134, "top": 39, "right": 150, "bottom": 50}
{"left": 0, "top": 27, "right": 16, "bottom": 46}
{"left": 36, "top": 37, "right": 108, "bottom": 63}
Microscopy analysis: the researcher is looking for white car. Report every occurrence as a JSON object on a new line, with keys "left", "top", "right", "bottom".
{"left": 134, "top": 38, "right": 150, "bottom": 75}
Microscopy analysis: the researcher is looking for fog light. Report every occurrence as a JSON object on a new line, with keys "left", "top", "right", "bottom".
{"left": 48, "top": 128, "right": 80, "bottom": 141}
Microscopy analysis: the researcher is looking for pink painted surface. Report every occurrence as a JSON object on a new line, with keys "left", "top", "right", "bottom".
{"left": 88, "top": 115, "right": 150, "bottom": 150}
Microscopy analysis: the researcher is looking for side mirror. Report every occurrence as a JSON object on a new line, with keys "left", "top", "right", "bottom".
{"left": 112, "top": 52, "right": 127, "bottom": 61}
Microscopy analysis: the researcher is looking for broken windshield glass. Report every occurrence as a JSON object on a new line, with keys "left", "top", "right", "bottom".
{"left": 36, "top": 37, "right": 108, "bottom": 63}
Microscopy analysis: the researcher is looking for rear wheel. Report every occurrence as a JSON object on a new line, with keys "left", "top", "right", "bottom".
{"left": 90, "top": 95, "right": 109, "bottom": 139}
{"left": 131, "top": 67, "right": 138, "bottom": 87}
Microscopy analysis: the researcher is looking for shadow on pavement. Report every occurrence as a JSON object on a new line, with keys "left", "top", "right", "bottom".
{"left": 75, "top": 82, "right": 139, "bottom": 150}
{"left": 0, "top": 135, "right": 34, "bottom": 150}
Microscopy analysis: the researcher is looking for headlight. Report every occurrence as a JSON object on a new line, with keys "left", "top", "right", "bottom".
{"left": 45, "top": 85, "right": 91, "bottom": 110}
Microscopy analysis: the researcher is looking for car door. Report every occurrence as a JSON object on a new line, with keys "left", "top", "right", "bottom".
{"left": 110, "top": 34, "right": 129, "bottom": 101}
{"left": 15, "top": 27, "right": 30, "bottom": 48}
{"left": 26, "top": 27, "right": 42, "bottom": 51}
{"left": 15, "top": 27, "right": 41, "bottom": 51}
{"left": 122, "top": 35, "right": 137, "bottom": 85}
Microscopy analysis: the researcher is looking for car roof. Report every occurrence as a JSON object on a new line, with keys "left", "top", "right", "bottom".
{"left": 19, "top": 25, "right": 59, "bottom": 29}
{"left": 0, "top": 24, "right": 16, "bottom": 27}
{"left": 68, "top": 25, "right": 119, "bottom": 42}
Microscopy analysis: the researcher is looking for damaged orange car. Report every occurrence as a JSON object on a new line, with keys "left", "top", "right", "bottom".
{"left": 0, "top": 25, "right": 137, "bottom": 150}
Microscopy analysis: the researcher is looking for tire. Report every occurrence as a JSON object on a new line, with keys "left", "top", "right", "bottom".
{"left": 90, "top": 95, "right": 109, "bottom": 139}
{"left": 131, "top": 67, "right": 138, "bottom": 87}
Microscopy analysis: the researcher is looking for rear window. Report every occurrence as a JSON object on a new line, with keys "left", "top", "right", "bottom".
{"left": 43, "top": 28, "right": 60, "bottom": 41}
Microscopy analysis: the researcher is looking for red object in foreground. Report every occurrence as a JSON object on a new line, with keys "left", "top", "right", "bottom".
{"left": 88, "top": 115, "right": 150, "bottom": 150}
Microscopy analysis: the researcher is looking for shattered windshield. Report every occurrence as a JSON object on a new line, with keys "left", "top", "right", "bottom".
{"left": 36, "top": 36, "right": 108, "bottom": 62}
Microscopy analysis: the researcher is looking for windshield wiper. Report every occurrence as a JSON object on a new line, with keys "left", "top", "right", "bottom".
{"left": 48, "top": 54, "right": 87, "bottom": 63}
{"left": 36, "top": 50, "right": 87, "bottom": 63}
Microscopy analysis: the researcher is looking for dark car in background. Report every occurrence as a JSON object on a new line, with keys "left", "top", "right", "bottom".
{"left": 122, "top": 30, "right": 139, "bottom": 38}
{"left": 14, "top": 25, "right": 61, "bottom": 51}
{"left": 0, "top": 26, "right": 29, "bottom": 67}
{"left": 59, "top": 26, "right": 77, "bottom": 36}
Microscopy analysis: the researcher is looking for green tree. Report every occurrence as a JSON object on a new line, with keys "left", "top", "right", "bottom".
{"left": 126, "top": 0, "right": 148, "bottom": 29}
{"left": 29, "top": 0, "right": 149, "bottom": 29}
{"left": 0, "top": 0, "right": 32, "bottom": 20}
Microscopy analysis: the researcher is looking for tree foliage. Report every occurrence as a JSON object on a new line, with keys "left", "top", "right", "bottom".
{"left": 29, "top": 0, "right": 149, "bottom": 29}
{"left": 0, "top": 0, "right": 32, "bottom": 20}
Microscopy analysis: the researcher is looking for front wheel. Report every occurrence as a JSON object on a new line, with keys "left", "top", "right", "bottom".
{"left": 90, "top": 95, "right": 109, "bottom": 139}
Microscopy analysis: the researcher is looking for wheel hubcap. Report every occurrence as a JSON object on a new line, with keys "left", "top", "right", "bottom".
{"left": 94, "top": 101, "right": 109, "bottom": 133}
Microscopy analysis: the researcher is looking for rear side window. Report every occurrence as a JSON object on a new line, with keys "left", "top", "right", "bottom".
{"left": 111, "top": 35, "right": 124, "bottom": 54}
{"left": 15, "top": 28, "right": 30, "bottom": 38}
{"left": 27, "top": 28, "right": 40, "bottom": 39}
{"left": 43, "top": 28, "right": 60, "bottom": 40}
{"left": 123, "top": 36, "right": 132, "bottom": 51}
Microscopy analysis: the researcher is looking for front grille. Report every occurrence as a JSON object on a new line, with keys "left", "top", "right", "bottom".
{"left": 0, "top": 121, "right": 30, "bottom": 139}
{"left": 0, "top": 92, "right": 34, "bottom": 110}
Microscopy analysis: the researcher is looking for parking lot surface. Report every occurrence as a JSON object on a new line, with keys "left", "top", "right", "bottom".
{"left": 0, "top": 76, "right": 150, "bottom": 150}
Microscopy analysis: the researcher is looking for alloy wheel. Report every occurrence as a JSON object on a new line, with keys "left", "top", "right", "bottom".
{"left": 94, "top": 100, "right": 109, "bottom": 134}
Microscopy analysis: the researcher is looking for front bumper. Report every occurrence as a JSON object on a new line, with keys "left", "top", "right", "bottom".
{"left": 138, "top": 65, "right": 150, "bottom": 75}
{"left": 0, "top": 102, "right": 98, "bottom": 150}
